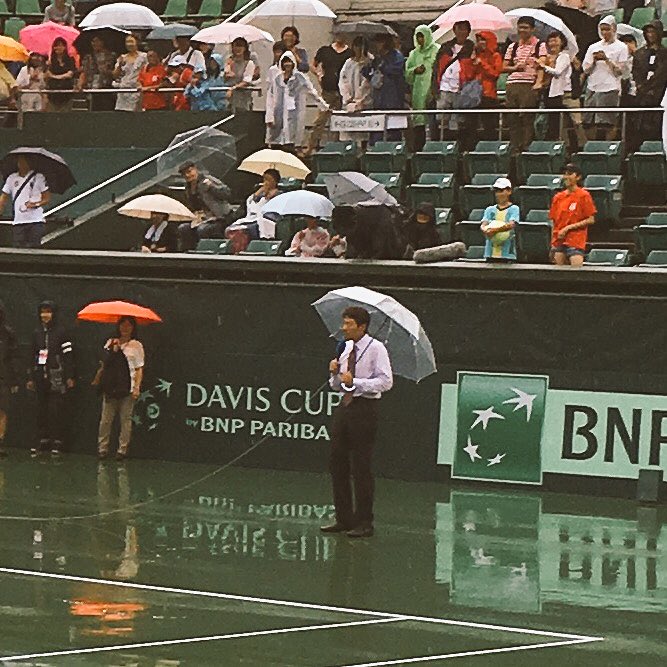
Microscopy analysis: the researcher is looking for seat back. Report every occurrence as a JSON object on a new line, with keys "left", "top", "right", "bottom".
{"left": 0, "top": 1, "right": 10, "bottom": 15}
{"left": 422, "top": 141, "right": 458, "bottom": 155}
{"left": 525, "top": 209, "right": 550, "bottom": 222}
{"left": 162, "top": 0, "right": 188, "bottom": 17}
{"left": 583, "top": 141, "right": 622, "bottom": 156}
{"left": 435, "top": 207, "right": 453, "bottom": 243}
{"left": 470, "top": 173, "right": 503, "bottom": 187}
{"left": 526, "top": 174, "right": 563, "bottom": 187}
{"left": 320, "top": 141, "right": 357, "bottom": 155}
{"left": 16, "top": 0, "right": 41, "bottom": 15}
{"left": 3, "top": 16, "right": 25, "bottom": 40}
{"left": 241, "top": 240, "right": 283, "bottom": 255}
{"left": 639, "top": 141, "right": 665, "bottom": 154}
{"left": 630, "top": 7, "right": 656, "bottom": 29}
{"left": 584, "top": 248, "right": 630, "bottom": 266}
{"left": 461, "top": 245, "right": 485, "bottom": 260}
{"left": 194, "top": 239, "right": 230, "bottom": 254}
{"left": 516, "top": 222, "right": 551, "bottom": 263}
{"left": 646, "top": 212, "right": 667, "bottom": 226}
{"left": 583, "top": 175, "right": 622, "bottom": 190}
{"left": 279, "top": 177, "right": 304, "bottom": 192}
{"left": 368, "top": 141, "right": 407, "bottom": 155}
{"left": 196, "top": 0, "right": 224, "bottom": 16}
{"left": 472, "top": 141, "right": 509, "bottom": 154}
{"left": 468, "top": 209, "right": 485, "bottom": 221}
{"left": 644, "top": 250, "right": 667, "bottom": 266}
{"left": 417, "top": 173, "right": 453, "bottom": 186}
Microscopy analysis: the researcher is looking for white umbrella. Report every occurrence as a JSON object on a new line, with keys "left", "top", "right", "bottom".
{"left": 262, "top": 190, "right": 334, "bottom": 218}
{"left": 239, "top": 149, "right": 310, "bottom": 180}
{"left": 434, "top": 2, "right": 512, "bottom": 32}
{"left": 80, "top": 3, "right": 163, "bottom": 30}
{"left": 323, "top": 172, "right": 398, "bottom": 207}
{"left": 506, "top": 8, "right": 579, "bottom": 57}
{"left": 118, "top": 194, "right": 195, "bottom": 222}
{"left": 616, "top": 23, "right": 646, "bottom": 48}
{"left": 240, "top": 0, "right": 336, "bottom": 23}
{"left": 192, "top": 23, "right": 274, "bottom": 45}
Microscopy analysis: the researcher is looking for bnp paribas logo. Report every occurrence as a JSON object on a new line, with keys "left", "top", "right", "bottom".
{"left": 452, "top": 372, "right": 549, "bottom": 485}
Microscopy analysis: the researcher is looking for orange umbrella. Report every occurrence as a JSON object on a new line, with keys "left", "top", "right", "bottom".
{"left": 0, "top": 35, "right": 29, "bottom": 63}
{"left": 77, "top": 300, "right": 162, "bottom": 325}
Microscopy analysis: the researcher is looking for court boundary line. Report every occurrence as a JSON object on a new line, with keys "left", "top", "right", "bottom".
{"left": 0, "top": 567, "right": 603, "bottom": 643}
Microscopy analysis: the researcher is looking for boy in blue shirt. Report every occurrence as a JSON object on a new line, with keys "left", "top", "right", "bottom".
{"left": 480, "top": 177, "right": 520, "bottom": 262}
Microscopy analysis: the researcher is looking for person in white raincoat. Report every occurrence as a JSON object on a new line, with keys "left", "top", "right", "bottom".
{"left": 265, "top": 51, "right": 329, "bottom": 150}
{"left": 338, "top": 36, "right": 373, "bottom": 144}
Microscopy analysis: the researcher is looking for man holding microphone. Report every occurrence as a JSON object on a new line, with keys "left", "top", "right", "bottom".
{"left": 321, "top": 307, "right": 393, "bottom": 538}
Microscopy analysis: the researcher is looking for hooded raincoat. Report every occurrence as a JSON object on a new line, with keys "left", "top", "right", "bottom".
{"left": 405, "top": 25, "right": 439, "bottom": 125}
{"left": 473, "top": 31, "right": 503, "bottom": 101}
{"left": 582, "top": 15, "right": 629, "bottom": 93}
{"left": 362, "top": 46, "right": 406, "bottom": 110}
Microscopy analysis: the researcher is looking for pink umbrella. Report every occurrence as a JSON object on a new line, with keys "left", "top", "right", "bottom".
{"left": 434, "top": 2, "right": 512, "bottom": 32}
{"left": 19, "top": 21, "right": 79, "bottom": 57}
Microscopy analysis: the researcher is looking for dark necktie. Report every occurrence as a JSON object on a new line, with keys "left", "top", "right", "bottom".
{"left": 342, "top": 345, "right": 356, "bottom": 406}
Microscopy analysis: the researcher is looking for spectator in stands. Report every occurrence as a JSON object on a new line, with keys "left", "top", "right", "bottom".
{"left": 405, "top": 202, "right": 441, "bottom": 253}
{"left": 168, "top": 58, "right": 194, "bottom": 111}
{"left": 141, "top": 212, "right": 178, "bottom": 253}
{"left": 0, "top": 301, "right": 19, "bottom": 458}
{"left": 224, "top": 37, "right": 255, "bottom": 113}
{"left": 405, "top": 25, "right": 439, "bottom": 152}
{"left": 45, "top": 37, "right": 76, "bottom": 112}
{"left": 177, "top": 161, "right": 232, "bottom": 252}
{"left": 78, "top": 35, "right": 117, "bottom": 111}
{"left": 185, "top": 65, "right": 217, "bottom": 111}
{"left": 138, "top": 50, "right": 167, "bottom": 112}
{"left": 0, "top": 155, "right": 50, "bottom": 248}
{"left": 503, "top": 16, "right": 548, "bottom": 154}
{"left": 549, "top": 163, "right": 596, "bottom": 266}
{"left": 619, "top": 33, "right": 638, "bottom": 106}
{"left": 338, "top": 36, "right": 373, "bottom": 146}
{"left": 265, "top": 42, "right": 287, "bottom": 145}
{"left": 195, "top": 42, "right": 215, "bottom": 70}
{"left": 165, "top": 35, "right": 206, "bottom": 73}
{"left": 582, "top": 15, "right": 628, "bottom": 140}
{"left": 434, "top": 20, "right": 476, "bottom": 142}
{"left": 280, "top": 26, "right": 309, "bottom": 73}
{"left": 472, "top": 31, "right": 502, "bottom": 141}
{"left": 306, "top": 33, "right": 352, "bottom": 155}
{"left": 286, "top": 217, "right": 331, "bottom": 257}
{"left": 113, "top": 35, "right": 147, "bottom": 112}
{"left": 481, "top": 177, "right": 519, "bottom": 263}
{"left": 16, "top": 53, "right": 47, "bottom": 113}
{"left": 206, "top": 55, "right": 227, "bottom": 110}
{"left": 43, "top": 0, "right": 75, "bottom": 26}
{"left": 537, "top": 31, "right": 572, "bottom": 140}
{"left": 0, "top": 60, "right": 18, "bottom": 110}
{"left": 265, "top": 51, "right": 329, "bottom": 152}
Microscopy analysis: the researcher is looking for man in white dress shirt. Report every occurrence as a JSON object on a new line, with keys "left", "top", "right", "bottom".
{"left": 322, "top": 306, "right": 393, "bottom": 538}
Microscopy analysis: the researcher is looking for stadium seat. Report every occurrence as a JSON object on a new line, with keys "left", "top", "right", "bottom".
{"left": 634, "top": 212, "right": 667, "bottom": 258}
{"left": 641, "top": 250, "right": 667, "bottom": 267}
{"left": 516, "top": 174, "right": 563, "bottom": 214}
{"left": 278, "top": 177, "right": 303, "bottom": 192}
{"left": 584, "top": 248, "right": 631, "bottom": 266}
{"left": 628, "top": 141, "right": 667, "bottom": 186}
{"left": 240, "top": 240, "right": 283, "bottom": 256}
{"left": 305, "top": 173, "right": 331, "bottom": 197}
{"left": 412, "top": 141, "right": 459, "bottom": 178}
{"left": 362, "top": 141, "right": 409, "bottom": 173}
{"left": 467, "top": 209, "right": 485, "bottom": 221}
{"left": 459, "top": 174, "right": 503, "bottom": 217}
{"left": 583, "top": 175, "right": 622, "bottom": 225}
{"left": 572, "top": 141, "right": 623, "bottom": 176}
{"left": 233, "top": 0, "right": 257, "bottom": 16}
{"left": 457, "top": 245, "right": 485, "bottom": 261}
{"left": 15, "top": 0, "right": 41, "bottom": 17}
{"left": 496, "top": 72, "right": 508, "bottom": 101}
{"left": 162, "top": 0, "right": 188, "bottom": 19}
{"left": 517, "top": 141, "right": 567, "bottom": 183}
{"left": 604, "top": 9, "right": 624, "bottom": 23}
{"left": 0, "top": 2, "right": 10, "bottom": 17}
{"left": 194, "top": 0, "right": 224, "bottom": 18}
{"left": 463, "top": 141, "right": 511, "bottom": 181}
{"left": 312, "top": 141, "right": 359, "bottom": 174}
{"left": 368, "top": 172, "right": 402, "bottom": 201}
{"left": 525, "top": 209, "right": 550, "bottom": 222}
{"left": 435, "top": 208, "right": 454, "bottom": 243}
{"left": 456, "top": 219, "right": 485, "bottom": 248}
{"left": 191, "top": 239, "right": 231, "bottom": 255}
{"left": 408, "top": 173, "right": 455, "bottom": 208}
{"left": 516, "top": 221, "right": 552, "bottom": 263}
{"left": 629, "top": 7, "right": 656, "bottom": 29}
{"left": 3, "top": 16, "right": 25, "bottom": 40}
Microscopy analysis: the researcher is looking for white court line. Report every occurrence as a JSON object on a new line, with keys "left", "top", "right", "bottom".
{"left": 338, "top": 637, "right": 604, "bottom": 666}
{"left": 0, "top": 618, "right": 403, "bottom": 662}
{"left": 0, "top": 567, "right": 602, "bottom": 643}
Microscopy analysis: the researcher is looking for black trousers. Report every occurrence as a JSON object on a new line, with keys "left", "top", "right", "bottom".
{"left": 36, "top": 390, "right": 66, "bottom": 445}
{"left": 330, "top": 397, "right": 379, "bottom": 526}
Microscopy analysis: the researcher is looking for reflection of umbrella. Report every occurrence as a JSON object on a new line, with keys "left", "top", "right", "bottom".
{"left": 147, "top": 23, "right": 197, "bottom": 41}
{"left": 239, "top": 149, "right": 310, "bottom": 180}
{"left": 80, "top": 3, "right": 164, "bottom": 30}
{"left": 541, "top": 4, "right": 599, "bottom": 53}
{"left": 312, "top": 286, "right": 437, "bottom": 382}
{"left": 617, "top": 23, "right": 645, "bottom": 48}
{"left": 19, "top": 22, "right": 79, "bottom": 58}
{"left": 74, "top": 26, "right": 131, "bottom": 55}
{"left": 262, "top": 190, "right": 334, "bottom": 218}
{"left": 240, "top": 0, "right": 336, "bottom": 22}
{"left": 192, "top": 23, "right": 274, "bottom": 44}
{"left": 157, "top": 127, "right": 237, "bottom": 179}
{"left": 118, "top": 194, "right": 195, "bottom": 222}
{"left": 0, "top": 35, "right": 29, "bottom": 62}
{"left": 323, "top": 172, "right": 398, "bottom": 207}
{"left": 1, "top": 147, "right": 75, "bottom": 194}
{"left": 506, "top": 8, "right": 579, "bottom": 56}
{"left": 336, "top": 21, "right": 398, "bottom": 37}
{"left": 78, "top": 301, "right": 162, "bottom": 325}
{"left": 435, "top": 3, "right": 512, "bottom": 32}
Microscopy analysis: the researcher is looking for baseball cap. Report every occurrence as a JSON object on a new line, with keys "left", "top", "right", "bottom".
{"left": 167, "top": 55, "right": 186, "bottom": 67}
{"left": 493, "top": 177, "right": 512, "bottom": 190}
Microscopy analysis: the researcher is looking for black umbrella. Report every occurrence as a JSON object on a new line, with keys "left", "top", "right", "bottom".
{"left": 73, "top": 25, "right": 131, "bottom": 55}
{"left": 336, "top": 21, "right": 398, "bottom": 37}
{"left": 541, "top": 4, "right": 599, "bottom": 54}
{"left": 147, "top": 23, "right": 197, "bottom": 41}
{"left": 2, "top": 147, "right": 76, "bottom": 195}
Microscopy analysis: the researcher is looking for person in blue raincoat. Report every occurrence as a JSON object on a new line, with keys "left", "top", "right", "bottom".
{"left": 184, "top": 65, "right": 216, "bottom": 111}
{"left": 207, "top": 54, "right": 227, "bottom": 111}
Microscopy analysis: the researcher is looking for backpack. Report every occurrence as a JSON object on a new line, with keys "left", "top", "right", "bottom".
{"left": 100, "top": 348, "right": 131, "bottom": 399}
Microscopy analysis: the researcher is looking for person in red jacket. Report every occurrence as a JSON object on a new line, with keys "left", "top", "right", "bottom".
{"left": 472, "top": 31, "right": 503, "bottom": 140}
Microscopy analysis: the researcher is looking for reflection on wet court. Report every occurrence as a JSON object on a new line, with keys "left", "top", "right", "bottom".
{"left": 0, "top": 454, "right": 664, "bottom": 665}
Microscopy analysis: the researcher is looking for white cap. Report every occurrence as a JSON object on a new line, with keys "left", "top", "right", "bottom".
{"left": 493, "top": 177, "right": 512, "bottom": 190}
{"left": 168, "top": 55, "right": 186, "bottom": 67}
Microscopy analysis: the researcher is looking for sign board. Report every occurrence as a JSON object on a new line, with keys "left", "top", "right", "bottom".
{"left": 330, "top": 115, "right": 385, "bottom": 132}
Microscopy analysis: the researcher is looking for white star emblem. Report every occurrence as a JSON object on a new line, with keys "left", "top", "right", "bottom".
{"left": 487, "top": 453, "right": 506, "bottom": 467}
{"left": 462, "top": 521, "right": 476, "bottom": 532}
{"left": 471, "top": 406, "right": 505, "bottom": 430}
{"left": 503, "top": 387, "right": 537, "bottom": 421}
{"left": 463, "top": 436, "right": 482, "bottom": 462}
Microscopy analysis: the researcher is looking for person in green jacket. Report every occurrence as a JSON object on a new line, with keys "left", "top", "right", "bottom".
{"left": 405, "top": 25, "right": 439, "bottom": 151}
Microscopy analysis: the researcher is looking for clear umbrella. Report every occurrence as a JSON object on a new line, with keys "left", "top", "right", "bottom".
{"left": 157, "top": 127, "right": 237, "bottom": 180}
{"left": 192, "top": 23, "right": 274, "bottom": 45}
{"left": 79, "top": 3, "right": 164, "bottom": 30}
{"left": 323, "top": 172, "right": 398, "bottom": 207}
{"left": 506, "top": 8, "right": 579, "bottom": 56}
{"left": 312, "top": 286, "right": 437, "bottom": 382}
{"left": 240, "top": 0, "right": 336, "bottom": 22}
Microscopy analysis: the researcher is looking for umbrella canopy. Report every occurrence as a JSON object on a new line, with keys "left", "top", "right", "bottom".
{"left": 323, "top": 172, "right": 398, "bottom": 207}
{"left": 541, "top": 4, "right": 599, "bottom": 54}
{"left": 262, "top": 190, "right": 334, "bottom": 218}
{"left": 506, "top": 8, "right": 579, "bottom": 57}
{"left": 312, "top": 286, "right": 437, "bottom": 383}
{"left": 239, "top": 149, "right": 310, "bottom": 180}
{"left": 74, "top": 26, "right": 131, "bottom": 55}
{"left": 434, "top": 2, "right": 512, "bottom": 32}
{"left": 19, "top": 22, "right": 79, "bottom": 58}
{"left": 1, "top": 147, "right": 75, "bottom": 195}
{"left": 147, "top": 23, "right": 198, "bottom": 41}
{"left": 0, "top": 35, "right": 29, "bottom": 63}
{"left": 336, "top": 21, "right": 397, "bottom": 37}
{"left": 118, "top": 194, "right": 195, "bottom": 222}
{"left": 157, "top": 126, "right": 237, "bottom": 179}
{"left": 78, "top": 301, "right": 162, "bottom": 325}
{"left": 192, "top": 23, "right": 274, "bottom": 45}
{"left": 79, "top": 3, "right": 164, "bottom": 30}
{"left": 617, "top": 23, "right": 646, "bottom": 48}
{"left": 240, "top": 0, "right": 336, "bottom": 22}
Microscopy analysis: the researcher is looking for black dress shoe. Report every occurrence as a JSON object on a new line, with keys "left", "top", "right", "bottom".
{"left": 347, "top": 524, "right": 374, "bottom": 538}
{"left": 320, "top": 522, "right": 352, "bottom": 533}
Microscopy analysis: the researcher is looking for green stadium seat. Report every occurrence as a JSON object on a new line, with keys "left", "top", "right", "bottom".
{"left": 468, "top": 209, "right": 486, "bottom": 221}
{"left": 663, "top": 37, "right": 667, "bottom": 48}
{"left": 3, "top": 16, "right": 25, "bottom": 40}
{"left": 496, "top": 72, "right": 508, "bottom": 100}
{"left": 628, "top": 141, "right": 667, "bottom": 186}
{"left": 641, "top": 250, "right": 667, "bottom": 267}
{"left": 190, "top": 239, "right": 231, "bottom": 255}
{"left": 516, "top": 221, "right": 552, "bottom": 263}
{"left": 584, "top": 248, "right": 631, "bottom": 266}
{"left": 572, "top": 141, "right": 623, "bottom": 176}
{"left": 162, "top": 0, "right": 188, "bottom": 19}
{"left": 634, "top": 212, "right": 667, "bottom": 259}
{"left": 459, "top": 174, "right": 503, "bottom": 217}
{"left": 583, "top": 175, "right": 622, "bottom": 225}
{"left": 604, "top": 9, "right": 624, "bottom": 23}
{"left": 457, "top": 245, "right": 485, "bottom": 261}
{"left": 516, "top": 174, "right": 563, "bottom": 214}
{"left": 435, "top": 208, "right": 453, "bottom": 244}
{"left": 278, "top": 177, "right": 304, "bottom": 192}
{"left": 233, "top": 0, "right": 257, "bottom": 16}
{"left": 15, "top": 0, "right": 41, "bottom": 17}
{"left": 629, "top": 7, "right": 656, "bottom": 29}
{"left": 517, "top": 141, "right": 567, "bottom": 184}
{"left": 412, "top": 141, "right": 459, "bottom": 179}
{"left": 240, "top": 240, "right": 284, "bottom": 256}
{"left": 305, "top": 172, "right": 331, "bottom": 197}
{"left": 463, "top": 141, "right": 511, "bottom": 181}
{"left": 0, "top": 1, "right": 10, "bottom": 17}
{"left": 194, "top": 0, "right": 224, "bottom": 18}
{"left": 369, "top": 172, "right": 402, "bottom": 201}
{"left": 456, "top": 219, "right": 485, "bottom": 248}
{"left": 312, "top": 141, "right": 359, "bottom": 174}
{"left": 362, "top": 141, "right": 409, "bottom": 173}
{"left": 408, "top": 173, "right": 456, "bottom": 208}
{"left": 525, "top": 209, "right": 550, "bottom": 222}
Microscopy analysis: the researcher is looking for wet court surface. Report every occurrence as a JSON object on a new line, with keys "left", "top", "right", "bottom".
{"left": 0, "top": 452, "right": 664, "bottom": 665}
